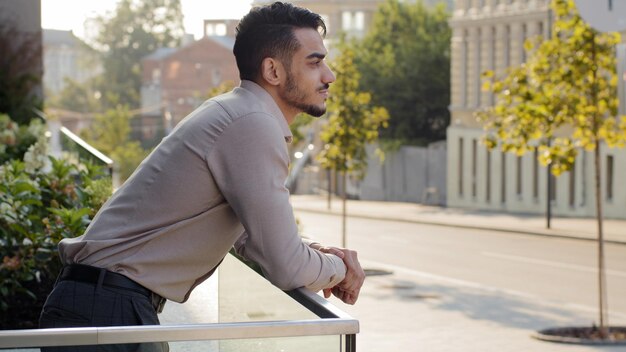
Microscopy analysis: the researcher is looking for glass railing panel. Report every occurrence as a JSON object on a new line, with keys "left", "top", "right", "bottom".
{"left": 0, "top": 254, "right": 357, "bottom": 351}
{"left": 218, "top": 255, "right": 320, "bottom": 323}
{"left": 175, "top": 335, "right": 340, "bottom": 352}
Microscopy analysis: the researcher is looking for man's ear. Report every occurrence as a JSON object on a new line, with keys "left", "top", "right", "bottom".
{"left": 260, "top": 57, "right": 284, "bottom": 86}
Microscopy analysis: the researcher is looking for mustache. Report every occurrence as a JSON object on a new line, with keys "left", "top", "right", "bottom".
{"left": 319, "top": 83, "right": 330, "bottom": 91}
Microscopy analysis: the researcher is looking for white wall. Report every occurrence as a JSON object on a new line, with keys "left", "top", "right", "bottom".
{"left": 360, "top": 142, "right": 447, "bottom": 205}
{"left": 447, "top": 124, "right": 626, "bottom": 219}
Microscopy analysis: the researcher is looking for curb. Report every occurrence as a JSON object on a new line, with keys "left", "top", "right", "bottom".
{"left": 532, "top": 327, "right": 626, "bottom": 345}
{"left": 293, "top": 207, "right": 626, "bottom": 246}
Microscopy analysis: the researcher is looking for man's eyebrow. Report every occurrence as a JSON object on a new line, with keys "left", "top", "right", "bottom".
{"left": 306, "top": 52, "right": 326, "bottom": 60}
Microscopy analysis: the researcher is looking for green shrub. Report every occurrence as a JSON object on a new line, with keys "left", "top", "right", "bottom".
{"left": 0, "top": 114, "right": 111, "bottom": 329}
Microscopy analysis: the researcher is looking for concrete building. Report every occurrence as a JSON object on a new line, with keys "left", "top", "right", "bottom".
{"left": 252, "top": 0, "right": 381, "bottom": 40}
{"left": 446, "top": 0, "right": 626, "bottom": 219}
{"left": 42, "top": 29, "right": 99, "bottom": 95}
{"left": 252, "top": 0, "right": 452, "bottom": 42}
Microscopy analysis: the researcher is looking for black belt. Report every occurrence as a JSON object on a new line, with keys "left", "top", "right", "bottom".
{"left": 59, "top": 264, "right": 166, "bottom": 313}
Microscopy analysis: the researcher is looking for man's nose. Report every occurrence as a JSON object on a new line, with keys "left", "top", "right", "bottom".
{"left": 323, "top": 64, "right": 336, "bottom": 84}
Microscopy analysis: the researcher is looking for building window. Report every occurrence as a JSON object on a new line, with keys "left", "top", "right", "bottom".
{"left": 569, "top": 162, "right": 576, "bottom": 206}
{"left": 516, "top": 155, "right": 522, "bottom": 196}
{"left": 151, "top": 68, "right": 161, "bottom": 84}
{"left": 342, "top": 11, "right": 365, "bottom": 31}
{"left": 459, "top": 138, "right": 464, "bottom": 196}
{"left": 472, "top": 139, "right": 478, "bottom": 198}
{"left": 486, "top": 149, "right": 492, "bottom": 202}
{"left": 168, "top": 61, "right": 180, "bottom": 79}
{"left": 533, "top": 149, "right": 539, "bottom": 199}
{"left": 206, "top": 23, "right": 227, "bottom": 36}
{"left": 354, "top": 12, "right": 365, "bottom": 30}
{"left": 490, "top": 26, "right": 497, "bottom": 105}
{"left": 501, "top": 152, "right": 507, "bottom": 203}
{"left": 211, "top": 68, "right": 222, "bottom": 86}
{"left": 475, "top": 28, "right": 482, "bottom": 107}
{"left": 504, "top": 25, "right": 511, "bottom": 68}
{"left": 462, "top": 30, "right": 469, "bottom": 107}
{"left": 521, "top": 23, "right": 527, "bottom": 63}
{"left": 607, "top": 155, "right": 614, "bottom": 200}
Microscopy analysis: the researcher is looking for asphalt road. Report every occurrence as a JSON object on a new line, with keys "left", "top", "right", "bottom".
{"left": 295, "top": 211, "right": 626, "bottom": 324}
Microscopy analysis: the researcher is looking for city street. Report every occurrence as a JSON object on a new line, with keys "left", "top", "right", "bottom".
{"left": 295, "top": 210, "right": 626, "bottom": 351}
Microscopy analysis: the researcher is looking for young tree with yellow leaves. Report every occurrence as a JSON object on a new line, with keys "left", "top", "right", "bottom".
{"left": 478, "top": 0, "right": 626, "bottom": 337}
{"left": 317, "top": 39, "right": 389, "bottom": 247}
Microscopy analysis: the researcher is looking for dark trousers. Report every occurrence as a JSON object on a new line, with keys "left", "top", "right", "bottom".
{"left": 39, "top": 271, "right": 168, "bottom": 352}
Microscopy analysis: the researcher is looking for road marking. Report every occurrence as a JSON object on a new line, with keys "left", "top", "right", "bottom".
{"left": 482, "top": 252, "right": 626, "bottom": 278}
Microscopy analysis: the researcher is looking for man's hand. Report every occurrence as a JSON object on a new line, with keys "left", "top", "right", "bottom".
{"left": 315, "top": 245, "right": 365, "bottom": 305}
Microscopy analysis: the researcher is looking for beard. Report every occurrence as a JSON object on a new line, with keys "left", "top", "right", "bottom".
{"left": 281, "top": 73, "right": 328, "bottom": 117}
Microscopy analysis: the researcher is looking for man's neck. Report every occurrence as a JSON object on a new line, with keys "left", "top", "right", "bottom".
{"left": 255, "top": 80, "right": 298, "bottom": 125}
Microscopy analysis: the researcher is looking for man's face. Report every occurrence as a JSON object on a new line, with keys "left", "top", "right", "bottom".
{"left": 278, "top": 28, "right": 336, "bottom": 118}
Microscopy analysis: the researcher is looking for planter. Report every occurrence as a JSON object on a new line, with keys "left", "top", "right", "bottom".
{"left": 533, "top": 327, "right": 626, "bottom": 345}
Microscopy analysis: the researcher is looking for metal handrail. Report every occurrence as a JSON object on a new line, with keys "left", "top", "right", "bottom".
{"left": 58, "top": 125, "right": 113, "bottom": 166}
{"left": 0, "top": 316, "right": 358, "bottom": 348}
{"left": 32, "top": 108, "right": 115, "bottom": 176}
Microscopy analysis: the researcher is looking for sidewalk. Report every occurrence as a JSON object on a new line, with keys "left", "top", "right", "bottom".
{"left": 290, "top": 194, "right": 626, "bottom": 245}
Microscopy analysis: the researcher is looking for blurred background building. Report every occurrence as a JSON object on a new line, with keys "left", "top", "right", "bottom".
{"left": 42, "top": 29, "right": 100, "bottom": 95}
{"left": 446, "top": 0, "right": 626, "bottom": 219}
{"left": 139, "top": 31, "right": 239, "bottom": 137}
{"left": 253, "top": 0, "right": 453, "bottom": 41}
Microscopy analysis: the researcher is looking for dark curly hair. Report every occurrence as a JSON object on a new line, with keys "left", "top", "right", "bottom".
{"left": 233, "top": 2, "right": 327, "bottom": 81}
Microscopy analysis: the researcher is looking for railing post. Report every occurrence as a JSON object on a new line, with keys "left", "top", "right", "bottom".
{"left": 345, "top": 333, "right": 356, "bottom": 352}
{"left": 47, "top": 119, "right": 63, "bottom": 158}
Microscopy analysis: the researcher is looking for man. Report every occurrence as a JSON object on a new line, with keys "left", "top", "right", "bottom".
{"left": 39, "top": 1, "right": 365, "bottom": 349}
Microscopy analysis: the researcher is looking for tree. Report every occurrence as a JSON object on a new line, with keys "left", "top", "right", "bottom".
{"left": 317, "top": 40, "right": 389, "bottom": 247}
{"left": 92, "top": 0, "right": 184, "bottom": 109}
{"left": 354, "top": 0, "right": 450, "bottom": 144}
{"left": 289, "top": 114, "right": 315, "bottom": 147}
{"left": 477, "top": 0, "right": 626, "bottom": 337}
{"left": 46, "top": 78, "right": 101, "bottom": 114}
{"left": 81, "top": 106, "right": 148, "bottom": 182}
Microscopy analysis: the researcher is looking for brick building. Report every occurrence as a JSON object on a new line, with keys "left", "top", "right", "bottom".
{"left": 140, "top": 32, "right": 239, "bottom": 143}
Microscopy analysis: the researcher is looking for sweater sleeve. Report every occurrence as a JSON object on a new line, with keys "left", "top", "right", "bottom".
{"left": 208, "top": 113, "right": 345, "bottom": 291}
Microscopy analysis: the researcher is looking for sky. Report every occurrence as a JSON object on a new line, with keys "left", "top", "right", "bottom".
{"left": 41, "top": 0, "right": 253, "bottom": 40}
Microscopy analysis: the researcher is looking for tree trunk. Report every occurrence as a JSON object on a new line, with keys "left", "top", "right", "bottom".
{"left": 327, "top": 169, "right": 332, "bottom": 210}
{"left": 590, "top": 32, "right": 608, "bottom": 337}
{"left": 546, "top": 154, "right": 552, "bottom": 229}
{"left": 595, "top": 141, "right": 608, "bottom": 336}
{"left": 342, "top": 172, "right": 347, "bottom": 248}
